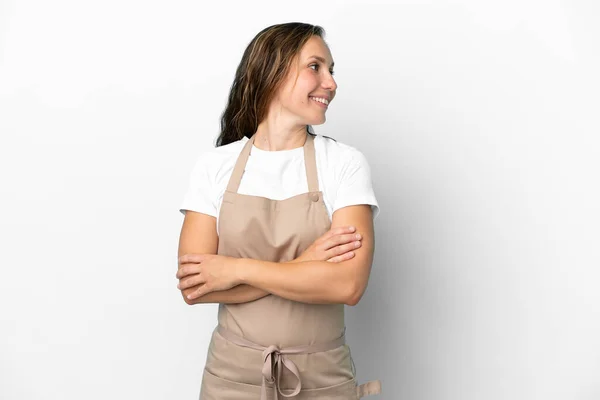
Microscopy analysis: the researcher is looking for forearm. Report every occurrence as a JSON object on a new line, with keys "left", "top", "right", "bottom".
{"left": 182, "top": 283, "right": 269, "bottom": 305}
{"left": 236, "top": 258, "right": 354, "bottom": 305}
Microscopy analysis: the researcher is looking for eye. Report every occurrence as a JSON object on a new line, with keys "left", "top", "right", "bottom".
{"left": 310, "top": 63, "right": 335, "bottom": 76}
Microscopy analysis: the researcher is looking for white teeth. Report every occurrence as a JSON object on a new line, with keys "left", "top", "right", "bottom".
{"left": 310, "top": 97, "right": 329, "bottom": 105}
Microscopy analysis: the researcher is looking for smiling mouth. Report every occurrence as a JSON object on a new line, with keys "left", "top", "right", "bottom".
{"left": 309, "top": 97, "right": 329, "bottom": 108}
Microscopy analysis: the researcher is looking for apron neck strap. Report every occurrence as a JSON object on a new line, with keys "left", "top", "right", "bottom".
{"left": 226, "top": 133, "right": 319, "bottom": 193}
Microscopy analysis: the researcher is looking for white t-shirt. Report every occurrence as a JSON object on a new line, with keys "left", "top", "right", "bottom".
{"left": 179, "top": 134, "right": 380, "bottom": 234}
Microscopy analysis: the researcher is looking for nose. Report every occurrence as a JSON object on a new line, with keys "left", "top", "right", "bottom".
{"left": 322, "top": 73, "right": 337, "bottom": 93}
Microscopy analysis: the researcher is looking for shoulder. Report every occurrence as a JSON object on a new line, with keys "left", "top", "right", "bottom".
{"left": 202, "top": 136, "right": 248, "bottom": 161}
{"left": 313, "top": 133, "right": 379, "bottom": 219}
{"left": 190, "top": 136, "right": 248, "bottom": 173}
{"left": 313, "top": 134, "right": 371, "bottom": 169}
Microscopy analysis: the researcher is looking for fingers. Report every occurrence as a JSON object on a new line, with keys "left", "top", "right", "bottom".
{"left": 327, "top": 251, "right": 356, "bottom": 263}
{"left": 176, "top": 263, "right": 202, "bottom": 279}
{"left": 324, "top": 233, "right": 362, "bottom": 251}
{"left": 326, "top": 240, "right": 361, "bottom": 262}
{"left": 178, "top": 254, "right": 205, "bottom": 264}
{"left": 187, "top": 284, "right": 210, "bottom": 300}
{"left": 177, "top": 273, "right": 204, "bottom": 290}
{"left": 340, "top": 240, "right": 363, "bottom": 254}
{"left": 319, "top": 226, "right": 356, "bottom": 243}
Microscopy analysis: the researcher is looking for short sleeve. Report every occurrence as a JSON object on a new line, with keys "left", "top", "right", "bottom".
{"left": 333, "top": 149, "right": 380, "bottom": 220}
{"left": 179, "top": 153, "right": 217, "bottom": 217}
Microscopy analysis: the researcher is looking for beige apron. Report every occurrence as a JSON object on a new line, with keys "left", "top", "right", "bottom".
{"left": 199, "top": 132, "right": 381, "bottom": 400}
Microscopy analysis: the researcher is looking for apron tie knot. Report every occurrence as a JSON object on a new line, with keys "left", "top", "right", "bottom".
{"left": 261, "top": 345, "right": 302, "bottom": 400}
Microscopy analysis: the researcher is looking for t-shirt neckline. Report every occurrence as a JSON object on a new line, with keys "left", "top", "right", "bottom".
{"left": 244, "top": 136, "right": 307, "bottom": 156}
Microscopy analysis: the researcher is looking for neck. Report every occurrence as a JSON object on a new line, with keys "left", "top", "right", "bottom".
{"left": 254, "top": 118, "right": 308, "bottom": 151}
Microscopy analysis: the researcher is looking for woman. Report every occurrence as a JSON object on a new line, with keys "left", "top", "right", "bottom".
{"left": 176, "top": 22, "right": 381, "bottom": 399}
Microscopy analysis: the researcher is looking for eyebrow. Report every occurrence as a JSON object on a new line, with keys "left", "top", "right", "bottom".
{"left": 308, "top": 55, "right": 335, "bottom": 69}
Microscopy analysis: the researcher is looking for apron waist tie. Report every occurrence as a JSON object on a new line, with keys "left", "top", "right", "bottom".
{"left": 216, "top": 325, "right": 346, "bottom": 400}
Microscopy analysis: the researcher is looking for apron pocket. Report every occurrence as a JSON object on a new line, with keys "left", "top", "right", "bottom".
{"left": 297, "top": 377, "right": 360, "bottom": 400}
{"left": 201, "top": 369, "right": 360, "bottom": 400}
{"left": 200, "top": 368, "right": 263, "bottom": 400}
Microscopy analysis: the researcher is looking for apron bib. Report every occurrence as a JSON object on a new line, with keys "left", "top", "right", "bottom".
{"left": 199, "top": 133, "right": 381, "bottom": 399}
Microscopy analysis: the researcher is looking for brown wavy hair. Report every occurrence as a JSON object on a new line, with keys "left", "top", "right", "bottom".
{"left": 215, "top": 22, "right": 325, "bottom": 147}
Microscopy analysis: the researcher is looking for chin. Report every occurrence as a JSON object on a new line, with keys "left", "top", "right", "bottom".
{"left": 309, "top": 116, "right": 327, "bottom": 126}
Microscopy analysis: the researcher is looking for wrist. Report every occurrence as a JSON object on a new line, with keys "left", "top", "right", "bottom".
{"left": 234, "top": 257, "right": 248, "bottom": 284}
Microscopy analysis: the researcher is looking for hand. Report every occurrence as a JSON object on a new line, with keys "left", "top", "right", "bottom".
{"left": 292, "top": 225, "right": 363, "bottom": 263}
{"left": 176, "top": 254, "right": 240, "bottom": 300}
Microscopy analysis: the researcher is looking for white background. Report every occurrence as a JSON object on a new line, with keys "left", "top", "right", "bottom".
{"left": 1, "top": 1, "right": 599, "bottom": 399}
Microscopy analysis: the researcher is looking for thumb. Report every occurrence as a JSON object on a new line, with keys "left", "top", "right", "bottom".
{"left": 178, "top": 254, "right": 204, "bottom": 264}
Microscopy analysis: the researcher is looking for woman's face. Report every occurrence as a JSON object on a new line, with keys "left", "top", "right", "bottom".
{"left": 274, "top": 36, "right": 337, "bottom": 126}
